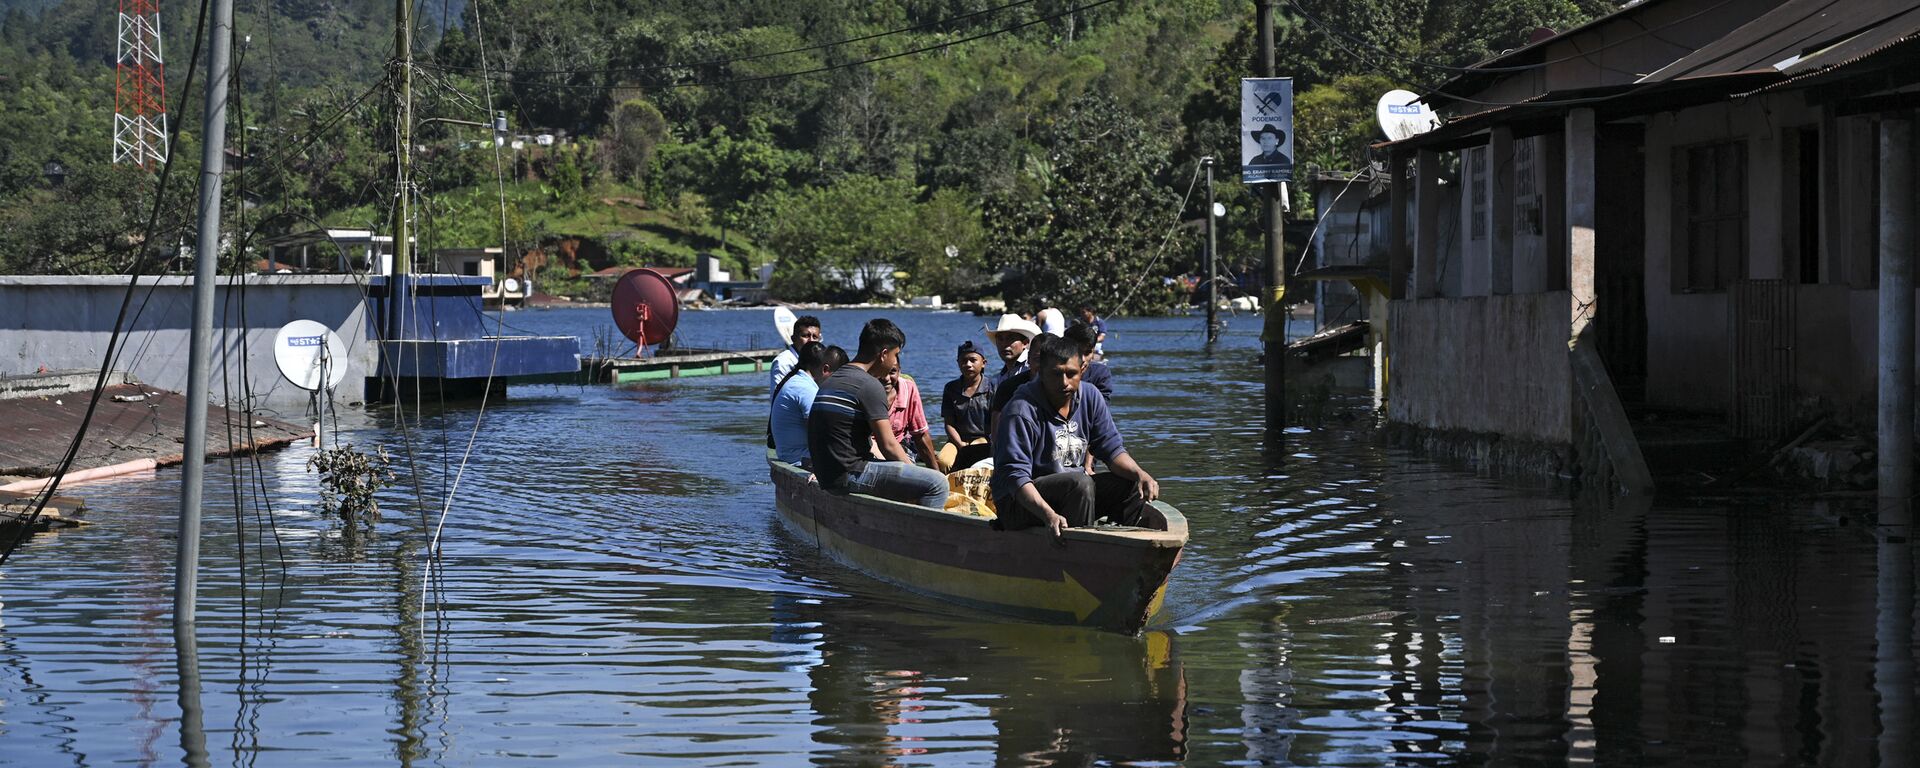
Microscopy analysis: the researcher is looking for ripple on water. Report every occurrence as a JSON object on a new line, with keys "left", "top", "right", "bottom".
{"left": 2, "top": 309, "right": 1913, "bottom": 766}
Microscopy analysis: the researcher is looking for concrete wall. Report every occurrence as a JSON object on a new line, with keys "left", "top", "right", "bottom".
{"left": 0, "top": 275, "right": 378, "bottom": 412}
{"left": 1388, "top": 291, "right": 1574, "bottom": 444}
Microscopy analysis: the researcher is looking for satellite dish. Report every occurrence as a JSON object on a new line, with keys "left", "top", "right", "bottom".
{"left": 502, "top": 277, "right": 522, "bottom": 294}
{"left": 1376, "top": 90, "right": 1441, "bottom": 141}
{"left": 773, "top": 306, "right": 797, "bottom": 341}
{"left": 273, "top": 320, "right": 349, "bottom": 391}
{"left": 1211, "top": 202, "right": 1228, "bottom": 218}
{"left": 610, "top": 268, "right": 681, "bottom": 346}
{"left": 944, "top": 244, "right": 960, "bottom": 259}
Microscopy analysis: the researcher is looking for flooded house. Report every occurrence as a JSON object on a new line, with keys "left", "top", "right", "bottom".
{"left": 1375, "top": 0, "right": 1920, "bottom": 492}
{"left": 433, "top": 247, "right": 528, "bottom": 308}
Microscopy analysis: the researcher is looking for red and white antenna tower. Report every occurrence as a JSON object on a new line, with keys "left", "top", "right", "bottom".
{"left": 113, "top": 0, "right": 169, "bottom": 168}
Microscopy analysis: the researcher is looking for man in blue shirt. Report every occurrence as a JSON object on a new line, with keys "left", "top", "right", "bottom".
{"left": 769, "top": 314, "right": 822, "bottom": 398}
{"left": 770, "top": 342, "right": 839, "bottom": 466}
{"left": 991, "top": 335, "right": 1162, "bottom": 538}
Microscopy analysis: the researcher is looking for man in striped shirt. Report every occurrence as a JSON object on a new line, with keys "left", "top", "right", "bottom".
{"left": 806, "top": 319, "right": 949, "bottom": 508}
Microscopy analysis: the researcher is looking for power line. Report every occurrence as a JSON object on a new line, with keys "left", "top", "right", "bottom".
{"left": 422, "top": 0, "right": 1043, "bottom": 77}
{"left": 434, "top": 0, "right": 1121, "bottom": 92}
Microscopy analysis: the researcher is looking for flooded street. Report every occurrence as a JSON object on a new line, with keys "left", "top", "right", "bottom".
{"left": 2, "top": 307, "right": 1914, "bottom": 766}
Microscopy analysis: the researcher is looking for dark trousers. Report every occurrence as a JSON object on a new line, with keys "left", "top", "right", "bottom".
{"left": 999, "top": 472, "right": 1165, "bottom": 531}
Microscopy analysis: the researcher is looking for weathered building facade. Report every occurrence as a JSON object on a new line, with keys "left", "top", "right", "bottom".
{"left": 1380, "top": 0, "right": 1920, "bottom": 492}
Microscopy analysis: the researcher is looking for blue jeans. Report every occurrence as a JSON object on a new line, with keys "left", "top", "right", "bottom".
{"left": 843, "top": 460, "right": 949, "bottom": 509}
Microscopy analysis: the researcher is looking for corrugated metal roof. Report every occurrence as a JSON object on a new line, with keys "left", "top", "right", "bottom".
{"left": 1642, "top": 0, "right": 1920, "bottom": 81}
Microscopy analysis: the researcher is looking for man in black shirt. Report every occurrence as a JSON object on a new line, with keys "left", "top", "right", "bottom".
{"left": 806, "top": 319, "right": 949, "bottom": 509}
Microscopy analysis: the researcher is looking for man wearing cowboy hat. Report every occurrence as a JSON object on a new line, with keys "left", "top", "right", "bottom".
{"left": 983, "top": 313, "right": 1041, "bottom": 389}
{"left": 1249, "top": 124, "right": 1291, "bottom": 169}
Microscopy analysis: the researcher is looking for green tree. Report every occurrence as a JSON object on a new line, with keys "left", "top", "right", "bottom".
{"left": 602, "top": 98, "right": 668, "bottom": 187}
{"left": 985, "top": 93, "right": 1190, "bottom": 315}
{"left": 753, "top": 174, "right": 923, "bottom": 302}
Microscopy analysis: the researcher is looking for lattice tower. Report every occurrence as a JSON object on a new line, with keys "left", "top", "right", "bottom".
{"left": 113, "top": 0, "right": 169, "bottom": 168}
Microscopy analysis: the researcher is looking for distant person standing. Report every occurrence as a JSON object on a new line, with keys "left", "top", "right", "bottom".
{"left": 1077, "top": 305, "right": 1107, "bottom": 359}
{"left": 807, "top": 319, "right": 948, "bottom": 509}
{"left": 770, "top": 314, "right": 823, "bottom": 398}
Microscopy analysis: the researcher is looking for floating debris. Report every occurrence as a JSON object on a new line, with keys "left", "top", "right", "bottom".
{"left": 1306, "top": 610, "right": 1406, "bottom": 625}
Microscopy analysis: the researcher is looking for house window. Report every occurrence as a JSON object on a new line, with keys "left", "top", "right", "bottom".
{"left": 1671, "top": 141, "right": 1747, "bottom": 292}
{"left": 1469, "top": 146, "right": 1488, "bottom": 240}
{"left": 462, "top": 260, "right": 481, "bottom": 276}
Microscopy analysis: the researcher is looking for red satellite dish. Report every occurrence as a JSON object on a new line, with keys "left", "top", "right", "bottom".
{"left": 610, "top": 268, "right": 680, "bottom": 346}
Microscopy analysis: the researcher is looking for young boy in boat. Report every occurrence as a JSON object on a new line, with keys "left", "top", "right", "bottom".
{"left": 769, "top": 314, "right": 823, "bottom": 398}
{"left": 940, "top": 340, "right": 995, "bottom": 470}
{"left": 807, "top": 319, "right": 949, "bottom": 509}
{"left": 768, "top": 342, "right": 844, "bottom": 467}
{"left": 990, "top": 334, "right": 1163, "bottom": 537}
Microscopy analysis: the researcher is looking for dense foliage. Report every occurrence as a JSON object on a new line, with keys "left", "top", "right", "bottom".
{"left": 0, "top": 0, "right": 1613, "bottom": 311}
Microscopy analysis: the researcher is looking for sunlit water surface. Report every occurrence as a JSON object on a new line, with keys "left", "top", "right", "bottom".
{"left": 2, "top": 307, "right": 1915, "bottom": 766}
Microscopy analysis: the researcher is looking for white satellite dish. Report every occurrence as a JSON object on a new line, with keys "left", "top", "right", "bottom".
{"left": 1377, "top": 90, "right": 1441, "bottom": 141}
{"left": 772, "top": 306, "right": 797, "bottom": 341}
{"left": 273, "top": 319, "right": 349, "bottom": 391}
{"left": 1211, "top": 202, "right": 1228, "bottom": 218}
{"left": 502, "top": 277, "right": 522, "bottom": 294}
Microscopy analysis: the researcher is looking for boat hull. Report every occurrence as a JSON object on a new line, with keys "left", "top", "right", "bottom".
{"left": 770, "top": 458, "right": 1187, "bottom": 635}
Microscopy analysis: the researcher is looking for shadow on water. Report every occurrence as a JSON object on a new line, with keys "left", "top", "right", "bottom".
{"left": 2, "top": 307, "right": 1917, "bottom": 765}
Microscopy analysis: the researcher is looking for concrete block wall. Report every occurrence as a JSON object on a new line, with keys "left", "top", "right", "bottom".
{"left": 0, "top": 275, "right": 378, "bottom": 412}
{"left": 1388, "top": 291, "right": 1574, "bottom": 445}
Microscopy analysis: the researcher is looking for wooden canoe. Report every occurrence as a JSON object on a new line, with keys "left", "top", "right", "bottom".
{"left": 769, "top": 455, "right": 1188, "bottom": 635}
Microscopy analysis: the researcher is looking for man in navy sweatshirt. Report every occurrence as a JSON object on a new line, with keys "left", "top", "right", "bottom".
{"left": 990, "top": 335, "right": 1163, "bottom": 538}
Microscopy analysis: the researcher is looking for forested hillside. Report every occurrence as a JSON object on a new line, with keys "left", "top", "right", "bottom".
{"left": 0, "top": 0, "right": 1613, "bottom": 309}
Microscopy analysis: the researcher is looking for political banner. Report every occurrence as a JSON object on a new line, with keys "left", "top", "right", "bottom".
{"left": 1241, "top": 77, "right": 1294, "bottom": 184}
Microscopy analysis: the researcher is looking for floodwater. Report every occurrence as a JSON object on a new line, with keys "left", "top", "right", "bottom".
{"left": 2, "top": 307, "right": 1915, "bottom": 766}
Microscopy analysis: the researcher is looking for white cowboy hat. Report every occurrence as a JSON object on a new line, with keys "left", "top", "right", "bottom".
{"left": 983, "top": 313, "right": 1041, "bottom": 340}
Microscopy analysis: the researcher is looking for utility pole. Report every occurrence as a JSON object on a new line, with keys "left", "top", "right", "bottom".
{"left": 1255, "top": 0, "right": 1286, "bottom": 435}
{"left": 1203, "top": 156, "right": 1220, "bottom": 346}
{"left": 386, "top": 0, "right": 415, "bottom": 352}
{"left": 176, "top": 0, "right": 234, "bottom": 628}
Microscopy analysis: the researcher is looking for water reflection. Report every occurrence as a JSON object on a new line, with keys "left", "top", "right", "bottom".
{"left": 1876, "top": 504, "right": 1914, "bottom": 767}
{"left": 776, "top": 594, "right": 1186, "bottom": 765}
{"left": 173, "top": 624, "right": 209, "bottom": 768}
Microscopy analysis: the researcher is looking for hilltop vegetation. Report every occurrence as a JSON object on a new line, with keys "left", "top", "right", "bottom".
{"left": 0, "top": 0, "right": 1611, "bottom": 310}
